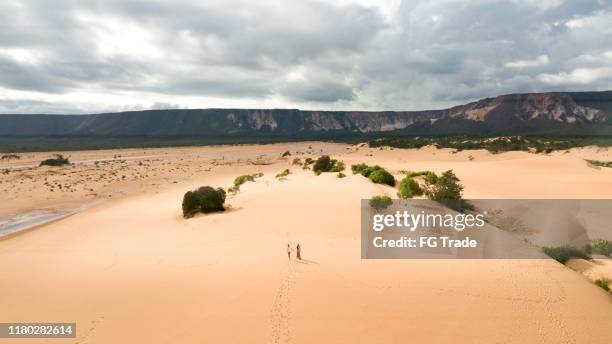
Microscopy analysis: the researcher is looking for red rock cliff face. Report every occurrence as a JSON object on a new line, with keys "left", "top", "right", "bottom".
{"left": 1, "top": 91, "right": 608, "bottom": 138}
{"left": 444, "top": 92, "right": 605, "bottom": 125}
{"left": 220, "top": 92, "right": 606, "bottom": 133}
{"left": 343, "top": 111, "right": 440, "bottom": 132}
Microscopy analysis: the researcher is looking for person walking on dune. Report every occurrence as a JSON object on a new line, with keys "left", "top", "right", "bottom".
{"left": 287, "top": 244, "right": 291, "bottom": 259}
{"left": 296, "top": 244, "right": 301, "bottom": 260}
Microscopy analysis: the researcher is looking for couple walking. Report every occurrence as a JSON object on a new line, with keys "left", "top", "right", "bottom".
{"left": 287, "top": 243, "right": 301, "bottom": 260}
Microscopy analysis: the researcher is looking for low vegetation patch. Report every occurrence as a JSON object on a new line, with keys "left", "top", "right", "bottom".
{"left": 585, "top": 159, "right": 612, "bottom": 168}
{"left": 542, "top": 246, "right": 590, "bottom": 264}
{"left": 594, "top": 279, "right": 611, "bottom": 293}
{"left": 354, "top": 164, "right": 468, "bottom": 209}
{"left": 1, "top": 153, "right": 20, "bottom": 160}
{"left": 276, "top": 169, "right": 290, "bottom": 179}
{"left": 368, "top": 136, "right": 598, "bottom": 154}
{"left": 229, "top": 172, "right": 263, "bottom": 193}
{"left": 400, "top": 169, "right": 469, "bottom": 210}
{"left": 312, "top": 155, "right": 345, "bottom": 175}
{"left": 351, "top": 163, "right": 369, "bottom": 174}
{"left": 406, "top": 170, "right": 438, "bottom": 184}
{"left": 302, "top": 157, "right": 315, "bottom": 170}
{"left": 182, "top": 186, "right": 227, "bottom": 218}
{"left": 337, "top": 172, "right": 346, "bottom": 178}
{"left": 39, "top": 154, "right": 70, "bottom": 167}
{"left": 369, "top": 195, "right": 393, "bottom": 210}
{"left": 585, "top": 239, "right": 612, "bottom": 256}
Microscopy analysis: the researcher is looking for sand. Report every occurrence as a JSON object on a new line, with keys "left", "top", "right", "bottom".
{"left": 1, "top": 142, "right": 611, "bottom": 343}
{"left": 567, "top": 259, "right": 612, "bottom": 282}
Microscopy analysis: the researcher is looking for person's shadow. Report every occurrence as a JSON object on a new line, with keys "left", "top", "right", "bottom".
{"left": 294, "top": 258, "right": 319, "bottom": 265}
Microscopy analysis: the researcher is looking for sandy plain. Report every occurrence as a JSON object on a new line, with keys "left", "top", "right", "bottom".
{"left": 1, "top": 142, "right": 611, "bottom": 343}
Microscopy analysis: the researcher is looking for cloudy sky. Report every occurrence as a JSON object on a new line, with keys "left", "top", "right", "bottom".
{"left": 1, "top": 0, "right": 611, "bottom": 114}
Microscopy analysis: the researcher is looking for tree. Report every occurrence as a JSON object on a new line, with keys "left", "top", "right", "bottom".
{"left": 428, "top": 170, "right": 463, "bottom": 202}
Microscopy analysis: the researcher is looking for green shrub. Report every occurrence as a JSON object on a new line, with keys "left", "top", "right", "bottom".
{"left": 351, "top": 163, "right": 368, "bottom": 174}
{"left": 182, "top": 191, "right": 201, "bottom": 218}
{"left": 337, "top": 172, "right": 346, "bottom": 178}
{"left": 406, "top": 170, "right": 438, "bottom": 184}
{"left": 276, "top": 169, "right": 290, "bottom": 178}
{"left": 182, "top": 186, "right": 227, "bottom": 218}
{"left": 199, "top": 186, "right": 226, "bottom": 213}
{"left": 312, "top": 155, "right": 344, "bottom": 175}
{"left": 424, "top": 171, "right": 438, "bottom": 184}
{"left": 282, "top": 151, "right": 291, "bottom": 157}
{"left": 361, "top": 165, "right": 383, "bottom": 178}
{"left": 227, "top": 186, "right": 239, "bottom": 194}
{"left": 542, "top": 246, "right": 590, "bottom": 264}
{"left": 234, "top": 174, "right": 255, "bottom": 187}
{"left": 353, "top": 163, "right": 395, "bottom": 185}
{"left": 369, "top": 195, "right": 393, "bottom": 210}
{"left": 40, "top": 154, "right": 70, "bottom": 167}
{"left": 352, "top": 163, "right": 389, "bottom": 177}
{"left": 232, "top": 173, "right": 263, "bottom": 191}
{"left": 397, "top": 177, "right": 423, "bottom": 199}
{"left": 313, "top": 155, "right": 332, "bottom": 174}
{"left": 292, "top": 158, "right": 302, "bottom": 165}
{"left": 227, "top": 173, "right": 263, "bottom": 194}
{"left": 303, "top": 157, "right": 314, "bottom": 170}
{"left": 330, "top": 161, "right": 345, "bottom": 173}
{"left": 427, "top": 170, "right": 463, "bottom": 202}
{"left": 368, "top": 169, "right": 395, "bottom": 186}
{"left": 594, "top": 279, "right": 610, "bottom": 292}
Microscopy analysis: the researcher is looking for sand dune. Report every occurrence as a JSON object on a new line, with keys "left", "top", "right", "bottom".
{"left": 1, "top": 143, "right": 612, "bottom": 343}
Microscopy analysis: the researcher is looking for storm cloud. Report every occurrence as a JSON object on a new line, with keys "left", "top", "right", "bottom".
{"left": 0, "top": 0, "right": 611, "bottom": 114}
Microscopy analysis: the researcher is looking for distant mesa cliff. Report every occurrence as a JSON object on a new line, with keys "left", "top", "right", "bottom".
{"left": 0, "top": 91, "right": 611, "bottom": 139}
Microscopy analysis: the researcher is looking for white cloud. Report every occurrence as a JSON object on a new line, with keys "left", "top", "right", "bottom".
{"left": 73, "top": 11, "right": 164, "bottom": 60}
{"left": 504, "top": 55, "right": 550, "bottom": 69}
{"left": 574, "top": 51, "right": 612, "bottom": 64}
{"left": 0, "top": 0, "right": 611, "bottom": 113}
{"left": 150, "top": 101, "right": 181, "bottom": 110}
{"left": 513, "top": 0, "right": 564, "bottom": 10}
{"left": 0, "top": 48, "right": 44, "bottom": 64}
{"left": 538, "top": 67, "right": 612, "bottom": 85}
{"left": 565, "top": 10, "right": 612, "bottom": 31}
